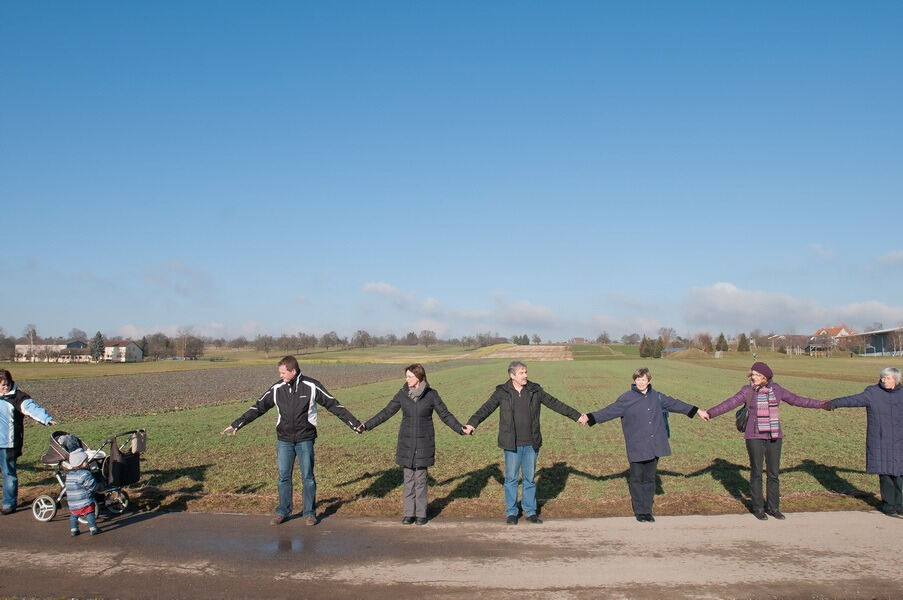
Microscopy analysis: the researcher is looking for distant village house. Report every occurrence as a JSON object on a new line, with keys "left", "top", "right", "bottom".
{"left": 15, "top": 340, "right": 144, "bottom": 363}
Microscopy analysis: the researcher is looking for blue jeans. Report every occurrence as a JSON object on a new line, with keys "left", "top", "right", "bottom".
{"left": 276, "top": 439, "right": 315, "bottom": 518}
{"left": 70, "top": 509, "right": 97, "bottom": 532}
{"left": 504, "top": 445, "right": 538, "bottom": 517}
{"left": 0, "top": 448, "right": 17, "bottom": 510}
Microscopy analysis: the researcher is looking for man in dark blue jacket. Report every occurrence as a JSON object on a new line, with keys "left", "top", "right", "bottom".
{"left": 222, "top": 356, "right": 361, "bottom": 526}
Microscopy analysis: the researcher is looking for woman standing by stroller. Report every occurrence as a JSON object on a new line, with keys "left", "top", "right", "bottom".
{"left": 0, "top": 369, "right": 56, "bottom": 514}
{"left": 704, "top": 362, "right": 826, "bottom": 520}
{"left": 361, "top": 364, "right": 466, "bottom": 525}
{"left": 824, "top": 367, "right": 903, "bottom": 516}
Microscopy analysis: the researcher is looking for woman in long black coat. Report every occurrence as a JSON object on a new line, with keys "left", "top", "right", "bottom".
{"left": 825, "top": 366, "right": 903, "bottom": 516}
{"left": 363, "top": 363, "right": 465, "bottom": 525}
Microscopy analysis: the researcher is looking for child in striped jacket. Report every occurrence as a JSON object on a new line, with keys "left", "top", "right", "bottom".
{"left": 65, "top": 449, "right": 99, "bottom": 536}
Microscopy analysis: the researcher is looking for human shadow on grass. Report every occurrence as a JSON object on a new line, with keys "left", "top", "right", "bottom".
{"left": 783, "top": 459, "right": 878, "bottom": 508}
{"left": 136, "top": 464, "right": 214, "bottom": 511}
{"left": 319, "top": 467, "right": 439, "bottom": 522}
{"left": 427, "top": 463, "right": 505, "bottom": 518}
{"left": 571, "top": 464, "right": 684, "bottom": 496}
{"left": 685, "top": 458, "right": 752, "bottom": 511}
{"left": 19, "top": 460, "right": 58, "bottom": 487}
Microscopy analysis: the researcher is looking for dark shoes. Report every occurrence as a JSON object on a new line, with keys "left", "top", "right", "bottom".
{"left": 402, "top": 516, "right": 415, "bottom": 525}
{"left": 635, "top": 514, "right": 655, "bottom": 522}
{"left": 270, "top": 515, "right": 287, "bottom": 526}
{"left": 766, "top": 510, "right": 786, "bottom": 520}
{"left": 897, "top": 507, "right": 903, "bottom": 516}
{"left": 753, "top": 512, "right": 768, "bottom": 520}
{"left": 506, "top": 515, "right": 518, "bottom": 525}
{"left": 525, "top": 514, "right": 543, "bottom": 524}
{"left": 415, "top": 518, "right": 428, "bottom": 526}
{"left": 1, "top": 507, "right": 15, "bottom": 515}
{"left": 881, "top": 507, "right": 898, "bottom": 517}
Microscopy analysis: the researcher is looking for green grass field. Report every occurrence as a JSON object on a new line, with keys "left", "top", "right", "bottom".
{"left": 15, "top": 354, "right": 902, "bottom": 519}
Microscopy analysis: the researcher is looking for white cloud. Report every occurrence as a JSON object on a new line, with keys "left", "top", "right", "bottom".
{"left": 877, "top": 250, "right": 903, "bottom": 266}
{"left": 363, "top": 281, "right": 437, "bottom": 313}
{"left": 683, "top": 282, "right": 903, "bottom": 333}
{"left": 808, "top": 244, "right": 836, "bottom": 259}
{"left": 492, "top": 298, "right": 560, "bottom": 330}
{"left": 143, "top": 260, "right": 215, "bottom": 298}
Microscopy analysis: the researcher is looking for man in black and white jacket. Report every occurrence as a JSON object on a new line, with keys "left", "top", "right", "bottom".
{"left": 222, "top": 355, "right": 361, "bottom": 526}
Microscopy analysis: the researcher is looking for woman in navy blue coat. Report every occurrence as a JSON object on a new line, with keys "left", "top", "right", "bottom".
{"left": 585, "top": 367, "right": 707, "bottom": 522}
{"left": 825, "top": 367, "right": 903, "bottom": 516}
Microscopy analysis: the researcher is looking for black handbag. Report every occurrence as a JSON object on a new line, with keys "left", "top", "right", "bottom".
{"left": 734, "top": 405, "right": 748, "bottom": 432}
{"left": 735, "top": 388, "right": 755, "bottom": 432}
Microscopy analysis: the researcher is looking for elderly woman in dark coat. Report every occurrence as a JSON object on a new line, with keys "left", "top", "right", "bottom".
{"left": 584, "top": 367, "right": 707, "bottom": 523}
{"left": 825, "top": 366, "right": 903, "bottom": 516}
{"left": 704, "top": 361, "right": 826, "bottom": 521}
{"left": 363, "top": 363, "right": 465, "bottom": 525}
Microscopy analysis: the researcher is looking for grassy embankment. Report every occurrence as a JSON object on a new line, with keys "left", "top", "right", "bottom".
{"left": 14, "top": 349, "right": 902, "bottom": 519}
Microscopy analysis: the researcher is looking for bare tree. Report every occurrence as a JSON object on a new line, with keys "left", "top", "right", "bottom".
{"left": 531, "top": 334, "right": 541, "bottom": 345}
{"left": 352, "top": 330, "right": 374, "bottom": 348}
{"left": 319, "top": 331, "right": 340, "bottom": 350}
{"left": 419, "top": 330, "right": 438, "bottom": 348}
{"left": 596, "top": 332, "right": 611, "bottom": 344}
{"left": 67, "top": 328, "right": 88, "bottom": 342}
{"left": 658, "top": 327, "right": 676, "bottom": 348}
{"left": 621, "top": 333, "right": 641, "bottom": 345}
{"left": 694, "top": 333, "right": 713, "bottom": 352}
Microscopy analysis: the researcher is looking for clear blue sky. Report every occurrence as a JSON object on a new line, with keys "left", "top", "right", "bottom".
{"left": 2, "top": 1, "right": 901, "bottom": 342}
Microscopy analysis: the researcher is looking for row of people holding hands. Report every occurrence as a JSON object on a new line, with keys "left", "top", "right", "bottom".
{"left": 222, "top": 357, "right": 903, "bottom": 526}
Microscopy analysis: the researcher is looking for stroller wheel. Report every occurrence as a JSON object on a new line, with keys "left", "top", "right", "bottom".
{"left": 32, "top": 495, "right": 58, "bottom": 522}
{"left": 105, "top": 490, "right": 129, "bottom": 514}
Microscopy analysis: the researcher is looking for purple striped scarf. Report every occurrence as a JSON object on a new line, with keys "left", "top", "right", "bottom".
{"left": 755, "top": 386, "right": 780, "bottom": 437}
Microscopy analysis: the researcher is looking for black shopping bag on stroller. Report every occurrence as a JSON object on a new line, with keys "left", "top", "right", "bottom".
{"left": 102, "top": 430, "right": 145, "bottom": 487}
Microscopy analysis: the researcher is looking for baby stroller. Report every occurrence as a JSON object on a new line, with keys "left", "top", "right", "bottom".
{"left": 31, "top": 429, "right": 146, "bottom": 522}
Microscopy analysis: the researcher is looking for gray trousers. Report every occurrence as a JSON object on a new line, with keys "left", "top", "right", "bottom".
{"left": 403, "top": 467, "right": 429, "bottom": 518}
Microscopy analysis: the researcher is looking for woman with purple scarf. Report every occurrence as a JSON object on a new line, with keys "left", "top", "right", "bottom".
{"left": 703, "top": 362, "right": 826, "bottom": 521}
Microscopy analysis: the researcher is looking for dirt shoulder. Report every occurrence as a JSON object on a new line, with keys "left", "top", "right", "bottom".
{"left": 2, "top": 509, "right": 901, "bottom": 599}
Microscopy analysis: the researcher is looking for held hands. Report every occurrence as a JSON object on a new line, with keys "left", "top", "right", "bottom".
{"left": 461, "top": 424, "right": 475, "bottom": 435}
{"left": 221, "top": 425, "right": 237, "bottom": 436}
{"left": 577, "top": 414, "right": 589, "bottom": 426}
{"left": 355, "top": 423, "right": 366, "bottom": 433}
{"left": 697, "top": 409, "right": 711, "bottom": 421}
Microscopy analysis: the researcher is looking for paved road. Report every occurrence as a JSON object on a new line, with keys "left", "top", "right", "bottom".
{"left": 2, "top": 508, "right": 902, "bottom": 599}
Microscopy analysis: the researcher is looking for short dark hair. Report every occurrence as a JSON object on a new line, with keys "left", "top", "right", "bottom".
{"left": 0, "top": 369, "right": 13, "bottom": 387}
{"left": 278, "top": 356, "right": 300, "bottom": 374}
{"left": 632, "top": 367, "right": 651, "bottom": 381}
{"left": 405, "top": 363, "right": 426, "bottom": 383}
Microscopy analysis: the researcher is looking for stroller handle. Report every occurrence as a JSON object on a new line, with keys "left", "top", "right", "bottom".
{"left": 102, "top": 430, "right": 143, "bottom": 445}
